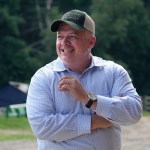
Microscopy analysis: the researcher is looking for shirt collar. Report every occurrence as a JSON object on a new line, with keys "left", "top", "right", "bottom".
{"left": 50, "top": 57, "right": 67, "bottom": 72}
{"left": 51, "top": 55, "right": 107, "bottom": 72}
{"left": 90, "top": 55, "right": 107, "bottom": 68}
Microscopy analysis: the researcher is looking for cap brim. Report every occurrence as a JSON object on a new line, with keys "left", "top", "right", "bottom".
{"left": 51, "top": 20, "right": 84, "bottom": 32}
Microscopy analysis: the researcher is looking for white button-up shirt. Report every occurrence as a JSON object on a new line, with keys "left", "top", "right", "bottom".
{"left": 27, "top": 56, "right": 142, "bottom": 150}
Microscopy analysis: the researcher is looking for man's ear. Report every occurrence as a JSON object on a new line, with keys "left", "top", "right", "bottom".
{"left": 90, "top": 36, "right": 96, "bottom": 49}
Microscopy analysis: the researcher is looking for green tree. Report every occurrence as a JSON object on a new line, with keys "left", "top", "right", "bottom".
{"left": 52, "top": 0, "right": 92, "bottom": 13}
{"left": 91, "top": 0, "right": 150, "bottom": 95}
{"left": 0, "top": 0, "right": 39, "bottom": 85}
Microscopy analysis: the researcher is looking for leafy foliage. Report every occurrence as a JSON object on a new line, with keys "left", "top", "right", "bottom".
{"left": 91, "top": 0, "right": 150, "bottom": 94}
{"left": 0, "top": 0, "right": 150, "bottom": 95}
{"left": 0, "top": 0, "right": 38, "bottom": 85}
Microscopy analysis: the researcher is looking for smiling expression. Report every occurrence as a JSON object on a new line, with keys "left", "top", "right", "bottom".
{"left": 56, "top": 23, "right": 96, "bottom": 72}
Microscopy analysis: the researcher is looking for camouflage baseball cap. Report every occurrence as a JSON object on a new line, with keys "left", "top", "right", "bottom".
{"left": 50, "top": 9, "right": 95, "bottom": 34}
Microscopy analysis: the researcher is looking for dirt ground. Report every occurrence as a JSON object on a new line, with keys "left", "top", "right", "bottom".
{"left": 121, "top": 116, "right": 150, "bottom": 150}
{"left": 0, "top": 116, "right": 150, "bottom": 150}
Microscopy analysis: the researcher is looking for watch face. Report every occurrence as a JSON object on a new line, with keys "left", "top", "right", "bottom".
{"left": 89, "top": 93, "right": 97, "bottom": 101}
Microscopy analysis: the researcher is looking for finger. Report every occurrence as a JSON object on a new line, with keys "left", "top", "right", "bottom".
{"left": 58, "top": 78, "right": 72, "bottom": 91}
{"left": 59, "top": 76, "right": 72, "bottom": 82}
{"left": 58, "top": 82, "right": 70, "bottom": 91}
{"left": 59, "top": 79, "right": 70, "bottom": 87}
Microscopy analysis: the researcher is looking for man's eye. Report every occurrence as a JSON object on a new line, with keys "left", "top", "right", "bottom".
{"left": 57, "top": 35, "right": 63, "bottom": 39}
{"left": 70, "top": 35, "right": 78, "bottom": 39}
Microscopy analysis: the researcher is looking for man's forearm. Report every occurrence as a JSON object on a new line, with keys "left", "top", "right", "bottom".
{"left": 91, "top": 114, "right": 112, "bottom": 131}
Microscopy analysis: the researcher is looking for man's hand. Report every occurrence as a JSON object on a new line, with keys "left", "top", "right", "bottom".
{"left": 91, "top": 114, "right": 112, "bottom": 130}
{"left": 58, "top": 76, "right": 88, "bottom": 104}
{"left": 59, "top": 76, "right": 112, "bottom": 130}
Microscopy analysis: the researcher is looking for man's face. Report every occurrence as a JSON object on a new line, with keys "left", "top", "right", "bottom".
{"left": 56, "top": 23, "right": 95, "bottom": 67}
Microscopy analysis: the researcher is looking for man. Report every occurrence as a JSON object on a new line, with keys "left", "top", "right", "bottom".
{"left": 26, "top": 9, "right": 142, "bottom": 150}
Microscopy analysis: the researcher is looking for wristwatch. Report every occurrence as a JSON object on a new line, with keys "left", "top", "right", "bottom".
{"left": 85, "top": 93, "right": 97, "bottom": 108}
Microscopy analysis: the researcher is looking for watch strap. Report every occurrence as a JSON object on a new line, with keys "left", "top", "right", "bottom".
{"left": 85, "top": 98, "right": 93, "bottom": 108}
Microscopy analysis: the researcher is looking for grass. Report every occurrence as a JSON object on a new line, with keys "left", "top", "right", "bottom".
{"left": 0, "top": 117, "right": 30, "bottom": 129}
{"left": 0, "top": 134, "right": 35, "bottom": 141}
{"left": 0, "top": 117, "right": 35, "bottom": 141}
{"left": 143, "top": 111, "right": 150, "bottom": 116}
{"left": 0, "top": 111, "right": 150, "bottom": 141}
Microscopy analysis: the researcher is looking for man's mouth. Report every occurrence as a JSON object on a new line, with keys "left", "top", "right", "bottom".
{"left": 61, "top": 49, "right": 74, "bottom": 53}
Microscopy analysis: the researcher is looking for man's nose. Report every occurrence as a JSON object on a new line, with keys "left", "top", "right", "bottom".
{"left": 61, "top": 37, "right": 70, "bottom": 45}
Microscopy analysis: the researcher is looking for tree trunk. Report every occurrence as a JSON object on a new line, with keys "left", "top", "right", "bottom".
{"left": 45, "top": 0, "right": 53, "bottom": 27}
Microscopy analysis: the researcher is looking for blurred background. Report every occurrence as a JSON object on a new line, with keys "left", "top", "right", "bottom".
{"left": 0, "top": 0, "right": 150, "bottom": 149}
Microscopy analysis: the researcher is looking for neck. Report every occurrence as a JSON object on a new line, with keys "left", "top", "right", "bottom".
{"left": 65, "top": 57, "right": 92, "bottom": 74}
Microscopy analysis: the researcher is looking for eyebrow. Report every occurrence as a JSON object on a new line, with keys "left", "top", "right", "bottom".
{"left": 57, "top": 30, "right": 79, "bottom": 35}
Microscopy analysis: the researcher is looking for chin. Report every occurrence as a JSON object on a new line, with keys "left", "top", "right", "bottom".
{"left": 64, "top": 59, "right": 73, "bottom": 64}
